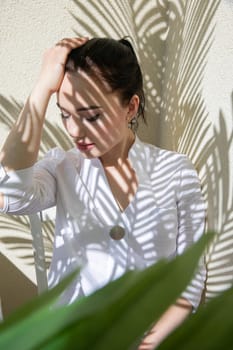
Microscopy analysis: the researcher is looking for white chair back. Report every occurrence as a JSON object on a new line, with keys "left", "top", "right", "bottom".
{"left": 29, "top": 213, "right": 48, "bottom": 294}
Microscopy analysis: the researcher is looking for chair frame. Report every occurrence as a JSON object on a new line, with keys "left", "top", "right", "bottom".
{"left": 29, "top": 213, "right": 48, "bottom": 294}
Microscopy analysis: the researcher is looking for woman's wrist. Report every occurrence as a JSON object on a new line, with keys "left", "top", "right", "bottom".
{"left": 29, "top": 82, "right": 52, "bottom": 119}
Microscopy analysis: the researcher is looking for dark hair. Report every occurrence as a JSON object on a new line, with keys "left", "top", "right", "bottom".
{"left": 65, "top": 37, "right": 146, "bottom": 125}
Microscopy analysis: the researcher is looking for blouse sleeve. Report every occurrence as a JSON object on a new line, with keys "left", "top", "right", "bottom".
{"left": 0, "top": 148, "right": 64, "bottom": 215}
{"left": 176, "top": 156, "right": 206, "bottom": 310}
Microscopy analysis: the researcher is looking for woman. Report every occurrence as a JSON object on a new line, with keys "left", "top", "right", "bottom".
{"left": 0, "top": 37, "right": 205, "bottom": 349}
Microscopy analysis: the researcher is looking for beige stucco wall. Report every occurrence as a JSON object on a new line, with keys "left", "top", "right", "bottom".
{"left": 159, "top": 0, "right": 233, "bottom": 299}
{"left": 202, "top": 0, "right": 233, "bottom": 298}
{"left": 0, "top": 0, "right": 232, "bottom": 317}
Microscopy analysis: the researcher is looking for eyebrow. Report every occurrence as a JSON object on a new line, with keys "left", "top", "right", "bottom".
{"left": 76, "top": 105, "right": 102, "bottom": 112}
{"left": 56, "top": 102, "right": 102, "bottom": 112}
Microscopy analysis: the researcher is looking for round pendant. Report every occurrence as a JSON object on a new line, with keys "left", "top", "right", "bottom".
{"left": 109, "top": 225, "right": 125, "bottom": 240}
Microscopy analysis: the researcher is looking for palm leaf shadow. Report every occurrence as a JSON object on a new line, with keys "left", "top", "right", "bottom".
{"left": 158, "top": 0, "right": 233, "bottom": 298}
{"left": 0, "top": 95, "right": 65, "bottom": 273}
{"left": 0, "top": 214, "right": 34, "bottom": 264}
{"left": 200, "top": 97, "right": 233, "bottom": 299}
{"left": 71, "top": 0, "right": 170, "bottom": 142}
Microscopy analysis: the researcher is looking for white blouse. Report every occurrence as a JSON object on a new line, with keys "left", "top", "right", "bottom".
{"left": 0, "top": 136, "right": 206, "bottom": 308}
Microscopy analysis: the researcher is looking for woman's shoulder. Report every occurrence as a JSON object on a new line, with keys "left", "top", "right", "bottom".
{"left": 136, "top": 139, "right": 200, "bottom": 187}
{"left": 134, "top": 137, "right": 199, "bottom": 183}
{"left": 136, "top": 137, "right": 191, "bottom": 167}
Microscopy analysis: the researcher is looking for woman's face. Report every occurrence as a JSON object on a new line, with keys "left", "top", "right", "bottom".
{"left": 57, "top": 70, "right": 133, "bottom": 159}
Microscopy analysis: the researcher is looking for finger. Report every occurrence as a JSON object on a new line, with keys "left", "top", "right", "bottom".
{"left": 55, "top": 37, "right": 89, "bottom": 48}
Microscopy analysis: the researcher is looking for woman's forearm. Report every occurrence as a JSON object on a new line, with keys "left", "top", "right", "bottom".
{"left": 138, "top": 298, "right": 192, "bottom": 350}
{"left": 0, "top": 37, "right": 88, "bottom": 173}
{"left": 0, "top": 86, "right": 51, "bottom": 171}
{"left": 0, "top": 37, "right": 89, "bottom": 212}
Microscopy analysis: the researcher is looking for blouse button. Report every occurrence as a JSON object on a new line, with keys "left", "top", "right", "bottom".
{"left": 109, "top": 225, "right": 125, "bottom": 240}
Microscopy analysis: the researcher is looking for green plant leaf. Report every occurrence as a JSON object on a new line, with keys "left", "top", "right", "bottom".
{"left": 39, "top": 232, "right": 213, "bottom": 350}
{"left": 0, "top": 268, "right": 80, "bottom": 350}
{"left": 158, "top": 282, "right": 233, "bottom": 350}
{"left": 0, "top": 233, "right": 212, "bottom": 350}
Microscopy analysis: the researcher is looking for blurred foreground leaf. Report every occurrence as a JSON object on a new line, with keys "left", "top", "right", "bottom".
{"left": 0, "top": 233, "right": 212, "bottom": 350}
{"left": 158, "top": 281, "right": 233, "bottom": 350}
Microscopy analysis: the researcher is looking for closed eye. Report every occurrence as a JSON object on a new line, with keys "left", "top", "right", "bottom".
{"left": 86, "top": 113, "right": 101, "bottom": 123}
{"left": 56, "top": 103, "right": 71, "bottom": 119}
{"left": 60, "top": 111, "right": 71, "bottom": 119}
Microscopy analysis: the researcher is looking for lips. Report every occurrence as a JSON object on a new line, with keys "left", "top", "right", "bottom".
{"left": 76, "top": 142, "right": 95, "bottom": 151}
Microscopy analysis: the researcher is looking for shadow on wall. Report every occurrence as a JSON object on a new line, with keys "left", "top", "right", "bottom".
{"left": 159, "top": 0, "right": 233, "bottom": 299}
{"left": 160, "top": 0, "right": 220, "bottom": 152}
{"left": 0, "top": 96, "right": 64, "bottom": 270}
{"left": 0, "top": 253, "right": 37, "bottom": 317}
{"left": 202, "top": 95, "right": 233, "bottom": 299}
{"left": 71, "top": 0, "right": 170, "bottom": 144}
{"left": 0, "top": 0, "right": 231, "bottom": 315}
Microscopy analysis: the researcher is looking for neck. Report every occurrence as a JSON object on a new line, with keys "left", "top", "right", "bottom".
{"left": 100, "top": 129, "right": 135, "bottom": 167}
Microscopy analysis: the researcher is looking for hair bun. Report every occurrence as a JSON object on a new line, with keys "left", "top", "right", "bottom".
{"left": 119, "top": 37, "right": 135, "bottom": 55}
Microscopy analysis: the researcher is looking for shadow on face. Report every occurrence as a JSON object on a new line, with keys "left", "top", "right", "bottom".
{"left": 57, "top": 70, "right": 135, "bottom": 160}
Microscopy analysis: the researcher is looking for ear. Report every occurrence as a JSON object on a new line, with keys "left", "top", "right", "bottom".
{"left": 127, "top": 94, "right": 140, "bottom": 121}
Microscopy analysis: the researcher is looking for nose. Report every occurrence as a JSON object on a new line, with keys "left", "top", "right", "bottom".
{"left": 65, "top": 116, "right": 85, "bottom": 139}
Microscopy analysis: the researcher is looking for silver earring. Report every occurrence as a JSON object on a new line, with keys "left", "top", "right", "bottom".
{"left": 128, "top": 115, "right": 138, "bottom": 132}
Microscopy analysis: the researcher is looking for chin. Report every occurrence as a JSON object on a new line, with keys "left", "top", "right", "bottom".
{"left": 79, "top": 149, "right": 102, "bottom": 159}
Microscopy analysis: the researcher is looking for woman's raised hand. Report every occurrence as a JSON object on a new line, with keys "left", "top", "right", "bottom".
{"left": 36, "top": 37, "right": 88, "bottom": 95}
